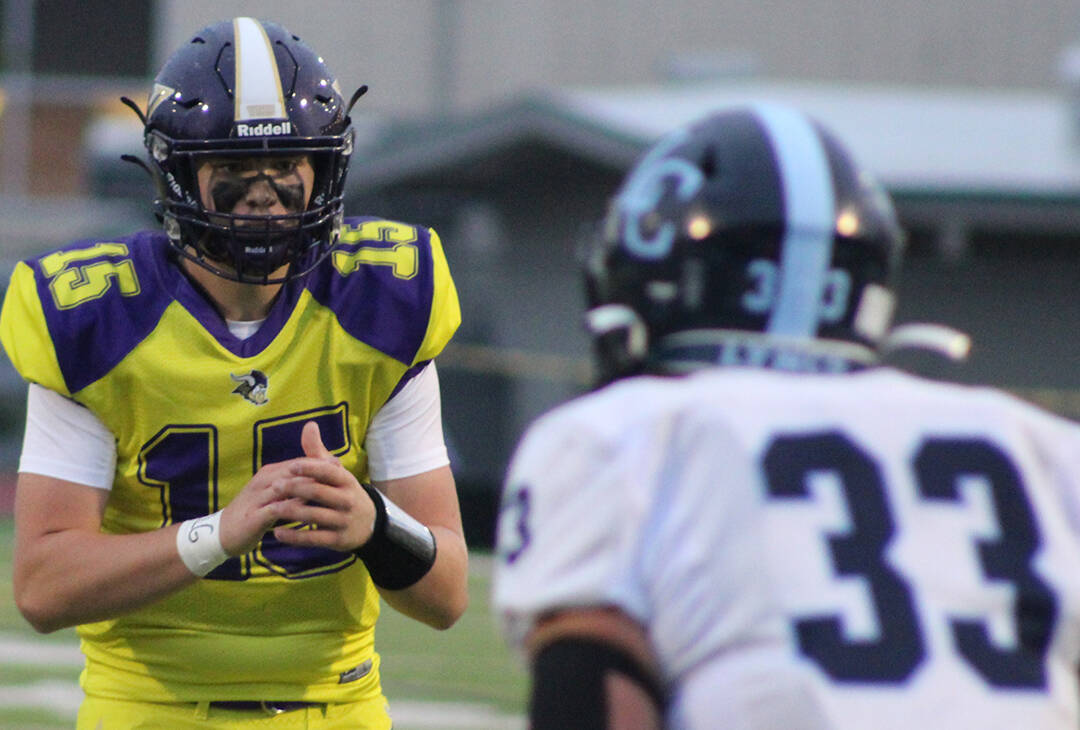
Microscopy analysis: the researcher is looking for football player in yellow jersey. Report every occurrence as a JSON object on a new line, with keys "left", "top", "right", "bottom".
{"left": 0, "top": 17, "right": 467, "bottom": 729}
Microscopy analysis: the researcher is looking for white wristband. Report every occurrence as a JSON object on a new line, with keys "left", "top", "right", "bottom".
{"left": 176, "top": 511, "right": 229, "bottom": 577}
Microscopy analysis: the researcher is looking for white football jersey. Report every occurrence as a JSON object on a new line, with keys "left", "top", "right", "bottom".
{"left": 493, "top": 366, "right": 1080, "bottom": 730}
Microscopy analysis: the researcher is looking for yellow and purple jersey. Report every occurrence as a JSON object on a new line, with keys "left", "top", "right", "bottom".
{"left": 0, "top": 217, "right": 459, "bottom": 703}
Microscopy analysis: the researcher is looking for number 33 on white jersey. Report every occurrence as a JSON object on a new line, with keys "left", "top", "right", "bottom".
{"left": 493, "top": 367, "right": 1080, "bottom": 730}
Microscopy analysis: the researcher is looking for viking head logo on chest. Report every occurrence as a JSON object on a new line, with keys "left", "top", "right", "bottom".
{"left": 231, "top": 370, "right": 269, "bottom": 405}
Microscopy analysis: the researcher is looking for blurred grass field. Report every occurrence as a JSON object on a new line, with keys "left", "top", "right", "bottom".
{"left": 0, "top": 517, "right": 528, "bottom": 729}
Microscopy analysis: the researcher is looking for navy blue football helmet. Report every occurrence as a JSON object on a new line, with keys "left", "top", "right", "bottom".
{"left": 584, "top": 104, "right": 910, "bottom": 383}
{"left": 140, "top": 17, "right": 359, "bottom": 283}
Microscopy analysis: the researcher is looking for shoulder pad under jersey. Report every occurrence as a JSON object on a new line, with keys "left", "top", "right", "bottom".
{"left": 0, "top": 232, "right": 173, "bottom": 395}
{"left": 305, "top": 216, "right": 461, "bottom": 365}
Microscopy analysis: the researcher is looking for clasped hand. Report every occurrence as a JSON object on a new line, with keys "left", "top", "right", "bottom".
{"left": 216, "top": 421, "right": 376, "bottom": 556}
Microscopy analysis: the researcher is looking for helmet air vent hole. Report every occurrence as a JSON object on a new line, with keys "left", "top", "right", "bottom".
{"left": 700, "top": 146, "right": 719, "bottom": 178}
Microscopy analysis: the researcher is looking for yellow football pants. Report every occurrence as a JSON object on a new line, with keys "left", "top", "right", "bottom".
{"left": 76, "top": 695, "right": 393, "bottom": 729}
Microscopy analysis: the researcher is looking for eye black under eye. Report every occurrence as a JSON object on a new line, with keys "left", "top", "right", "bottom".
{"left": 210, "top": 178, "right": 248, "bottom": 212}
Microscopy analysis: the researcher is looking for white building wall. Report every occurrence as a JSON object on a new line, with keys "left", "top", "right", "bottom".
{"left": 159, "top": 1, "right": 1080, "bottom": 117}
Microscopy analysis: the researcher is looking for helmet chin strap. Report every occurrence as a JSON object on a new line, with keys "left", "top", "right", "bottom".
{"left": 203, "top": 226, "right": 296, "bottom": 279}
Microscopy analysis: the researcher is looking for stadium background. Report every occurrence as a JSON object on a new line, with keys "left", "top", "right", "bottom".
{"left": 0, "top": 1, "right": 1078, "bottom": 727}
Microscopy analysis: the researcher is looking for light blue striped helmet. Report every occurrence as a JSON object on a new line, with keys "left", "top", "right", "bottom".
{"left": 584, "top": 104, "right": 905, "bottom": 383}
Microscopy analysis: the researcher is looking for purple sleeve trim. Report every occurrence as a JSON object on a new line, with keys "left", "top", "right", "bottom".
{"left": 387, "top": 360, "right": 431, "bottom": 402}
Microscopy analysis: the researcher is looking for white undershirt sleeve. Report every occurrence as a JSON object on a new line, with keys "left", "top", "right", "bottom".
{"left": 19, "top": 382, "right": 117, "bottom": 489}
{"left": 365, "top": 362, "right": 451, "bottom": 482}
{"left": 18, "top": 360, "right": 450, "bottom": 489}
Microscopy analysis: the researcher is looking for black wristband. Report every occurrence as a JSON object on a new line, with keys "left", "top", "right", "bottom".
{"left": 354, "top": 483, "right": 437, "bottom": 590}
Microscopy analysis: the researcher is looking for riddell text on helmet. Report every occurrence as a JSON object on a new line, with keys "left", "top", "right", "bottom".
{"left": 235, "top": 121, "right": 293, "bottom": 137}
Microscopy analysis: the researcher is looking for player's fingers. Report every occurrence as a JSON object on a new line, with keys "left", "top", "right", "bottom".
{"left": 273, "top": 500, "right": 348, "bottom": 530}
{"left": 288, "top": 458, "right": 353, "bottom": 487}
{"left": 223, "top": 498, "right": 301, "bottom": 554}
{"left": 247, "top": 498, "right": 300, "bottom": 534}
{"left": 301, "top": 420, "right": 337, "bottom": 461}
{"left": 254, "top": 458, "right": 301, "bottom": 483}
{"left": 276, "top": 476, "right": 353, "bottom": 510}
{"left": 272, "top": 523, "right": 344, "bottom": 550}
{"left": 250, "top": 476, "right": 298, "bottom": 506}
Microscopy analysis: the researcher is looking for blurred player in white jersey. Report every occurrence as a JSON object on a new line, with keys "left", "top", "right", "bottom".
{"left": 492, "top": 104, "right": 1080, "bottom": 729}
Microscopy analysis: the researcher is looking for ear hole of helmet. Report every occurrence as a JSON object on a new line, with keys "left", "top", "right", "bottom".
{"left": 584, "top": 304, "right": 649, "bottom": 384}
